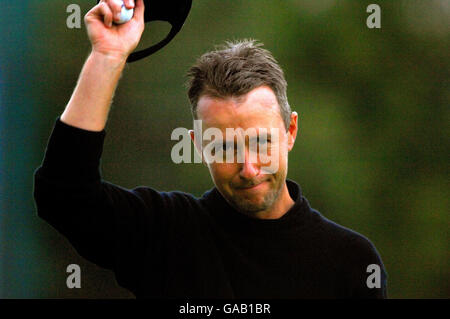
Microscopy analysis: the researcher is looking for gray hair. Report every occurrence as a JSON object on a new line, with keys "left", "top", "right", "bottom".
{"left": 186, "top": 39, "right": 291, "bottom": 130}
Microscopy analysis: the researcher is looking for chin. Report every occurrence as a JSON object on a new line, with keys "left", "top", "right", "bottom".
{"left": 230, "top": 190, "right": 277, "bottom": 215}
{"left": 234, "top": 200, "right": 269, "bottom": 214}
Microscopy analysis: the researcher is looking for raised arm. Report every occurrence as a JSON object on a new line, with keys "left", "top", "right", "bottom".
{"left": 33, "top": 0, "right": 154, "bottom": 294}
{"left": 61, "top": 0, "right": 145, "bottom": 131}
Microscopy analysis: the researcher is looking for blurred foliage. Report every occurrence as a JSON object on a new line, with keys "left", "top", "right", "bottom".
{"left": 1, "top": 0, "right": 448, "bottom": 298}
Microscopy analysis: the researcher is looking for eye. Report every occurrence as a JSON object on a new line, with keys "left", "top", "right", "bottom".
{"left": 223, "top": 142, "right": 236, "bottom": 151}
{"left": 258, "top": 137, "right": 271, "bottom": 145}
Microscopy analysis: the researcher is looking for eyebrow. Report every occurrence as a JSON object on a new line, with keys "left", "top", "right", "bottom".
{"left": 222, "top": 133, "right": 273, "bottom": 143}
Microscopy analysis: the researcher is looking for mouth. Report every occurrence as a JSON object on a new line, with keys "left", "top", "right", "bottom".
{"left": 235, "top": 180, "right": 267, "bottom": 191}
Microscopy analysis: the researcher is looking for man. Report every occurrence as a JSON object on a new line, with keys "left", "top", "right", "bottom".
{"left": 34, "top": 0, "right": 387, "bottom": 298}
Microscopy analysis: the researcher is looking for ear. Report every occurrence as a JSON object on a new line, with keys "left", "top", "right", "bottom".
{"left": 189, "top": 129, "right": 206, "bottom": 165}
{"left": 287, "top": 111, "right": 299, "bottom": 152}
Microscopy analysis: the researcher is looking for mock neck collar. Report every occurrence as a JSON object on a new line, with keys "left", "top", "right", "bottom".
{"left": 200, "top": 179, "right": 312, "bottom": 234}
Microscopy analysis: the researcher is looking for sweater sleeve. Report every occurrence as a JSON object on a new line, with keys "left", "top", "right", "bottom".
{"left": 33, "top": 117, "right": 168, "bottom": 295}
{"left": 346, "top": 234, "right": 388, "bottom": 299}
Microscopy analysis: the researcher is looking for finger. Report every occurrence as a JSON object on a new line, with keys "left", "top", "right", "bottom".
{"left": 106, "top": 0, "right": 124, "bottom": 22}
{"left": 97, "top": 2, "right": 114, "bottom": 28}
{"left": 86, "top": 2, "right": 113, "bottom": 28}
{"left": 123, "top": 0, "right": 135, "bottom": 9}
{"left": 133, "top": 0, "right": 145, "bottom": 23}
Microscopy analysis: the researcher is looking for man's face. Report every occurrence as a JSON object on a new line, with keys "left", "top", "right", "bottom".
{"left": 192, "top": 86, "right": 298, "bottom": 216}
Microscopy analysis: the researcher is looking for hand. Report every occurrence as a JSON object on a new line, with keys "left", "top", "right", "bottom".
{"left": 84, "top": 0, "right": 145, "bottom": 61}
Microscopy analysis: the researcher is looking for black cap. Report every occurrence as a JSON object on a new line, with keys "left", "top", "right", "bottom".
{"left": 96, "top": 0, "right": 192, "bottom": 62}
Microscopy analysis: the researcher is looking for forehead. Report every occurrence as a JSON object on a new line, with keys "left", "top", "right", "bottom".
{"left": 196, "top": 86, "right": 284, "bottom": 131}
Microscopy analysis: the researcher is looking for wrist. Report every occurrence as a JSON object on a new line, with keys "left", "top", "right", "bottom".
{"left": 89, "top": 50, "right": 128, "bottom": 68}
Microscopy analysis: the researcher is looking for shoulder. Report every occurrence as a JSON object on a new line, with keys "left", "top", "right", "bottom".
{"left": 129, "top": 186, "right": 210, "bottom": 222}
{"left": 308, "top": 208, "right": 384, "bottom": 265}
{"left": 308, "top": 209, "right": 363, "bottom": 242}
{"left": 308, "top": 208, "right": 388, "bottom": 297}
{"left": 132, "top": 186, "right": 200, "bottom": 206}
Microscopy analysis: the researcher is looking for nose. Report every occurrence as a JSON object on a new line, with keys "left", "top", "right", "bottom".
{"left": 239, "top": 149, "right": 260, "bottom": 180}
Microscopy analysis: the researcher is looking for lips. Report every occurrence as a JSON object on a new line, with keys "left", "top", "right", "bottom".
{"left": 235, "top": 180, "right": 267, "bottom": 190}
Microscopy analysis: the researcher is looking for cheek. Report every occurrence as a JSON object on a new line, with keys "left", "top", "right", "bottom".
{"left": 279, "top": 135, "right": 291, "bottom": 160}
{"left": 263, "top": 139, "right": 289, "bottom": 175}
{"left": 208, "top": 163, "right": 237, "bottom": 183}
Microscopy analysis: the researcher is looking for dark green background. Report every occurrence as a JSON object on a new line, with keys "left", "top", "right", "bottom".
{"left": 0, "top": 0, "right": 448, "bottom": 298}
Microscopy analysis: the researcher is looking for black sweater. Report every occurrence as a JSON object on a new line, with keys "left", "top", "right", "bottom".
{"left": 33, "top": 118, "right": 387, "bottom": 298}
